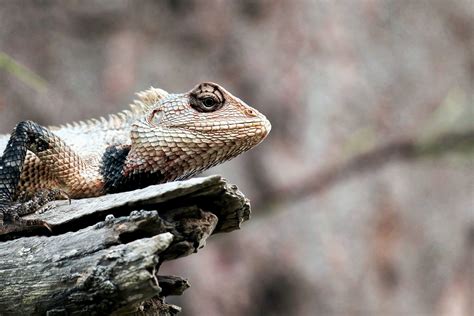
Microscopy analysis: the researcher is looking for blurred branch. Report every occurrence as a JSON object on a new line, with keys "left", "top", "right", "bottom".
{"left": 0, "top": 52, "right": 47, "bottom": 92}
{"left": 257, "top": 129, "right": 474, "bottom": 209}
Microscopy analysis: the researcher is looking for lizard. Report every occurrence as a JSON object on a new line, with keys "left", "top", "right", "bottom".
{"left": 0, "top": 82, "right": 271, "bottom": 235}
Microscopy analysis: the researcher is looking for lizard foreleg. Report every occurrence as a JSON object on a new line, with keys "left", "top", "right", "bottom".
{"left": 0, "top": 121, "right": 99, "bottom": 234}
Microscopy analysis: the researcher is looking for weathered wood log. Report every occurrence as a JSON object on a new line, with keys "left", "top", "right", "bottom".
{"left": 0, "top": 175, "right": 250, "bottom": 315}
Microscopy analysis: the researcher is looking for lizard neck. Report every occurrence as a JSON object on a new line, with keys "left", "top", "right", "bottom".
{"left": 100, "top": 144, "right": 166, "bottom": 194}
{"left": 122, "top": 123, "right": 253, "bottom": 185}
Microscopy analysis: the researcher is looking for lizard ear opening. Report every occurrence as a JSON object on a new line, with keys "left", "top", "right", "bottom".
{"left": 147, "top": 109, "right": 163, "bottom": 126}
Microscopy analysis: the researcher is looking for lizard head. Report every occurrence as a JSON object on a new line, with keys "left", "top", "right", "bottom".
{"left": 129, "top": 82, "right": 271, "bottom": 181}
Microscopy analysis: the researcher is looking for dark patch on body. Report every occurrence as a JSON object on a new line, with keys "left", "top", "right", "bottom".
{"left": 100, "top": 145, "right": 165, "bottom": 194}
{"left": 14, "top": 121, "right": 50, "bottom": 152}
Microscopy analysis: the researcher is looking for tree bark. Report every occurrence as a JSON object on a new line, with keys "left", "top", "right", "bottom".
{"left": 0, "top": 175, "right": 250, "bottom": 315}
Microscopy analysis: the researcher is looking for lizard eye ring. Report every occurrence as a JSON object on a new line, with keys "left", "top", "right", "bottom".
{"left": 189, "top": 82, "right": 225, "bottom": 113}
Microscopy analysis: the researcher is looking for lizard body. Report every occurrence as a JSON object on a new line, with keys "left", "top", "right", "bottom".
{"left": 0, "top": 82, "right": 271, "bottom": 233}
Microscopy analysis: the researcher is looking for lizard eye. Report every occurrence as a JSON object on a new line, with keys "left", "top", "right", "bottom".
{"left": 190, "top": 82, "right": 225, "bottom": 112}
{"left": 201, "top": 97, "right": 218, "bottom": 109}
{"left": 191, "top": 94, "right": 223, "bottom": 112}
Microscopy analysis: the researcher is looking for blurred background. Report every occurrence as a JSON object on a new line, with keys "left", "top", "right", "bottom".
{"left": 0, "top": 1, "right": 473, "bottom": 315}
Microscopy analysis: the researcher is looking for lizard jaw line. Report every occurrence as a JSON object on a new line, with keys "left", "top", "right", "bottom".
{"left": 170, "top": 118, "right": 271, "bottom": 133}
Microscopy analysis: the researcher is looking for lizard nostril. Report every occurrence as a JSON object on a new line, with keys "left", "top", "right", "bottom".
{"left": 244, "top": 108, "right": 257, "bottom": 117}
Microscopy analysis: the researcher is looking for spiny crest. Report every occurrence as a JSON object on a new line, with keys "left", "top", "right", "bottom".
{"left": 134, "top": 86, "right": 169, "bottom": 108}
{"left": 52, "top": 86, "right": 169, "bottom": 131}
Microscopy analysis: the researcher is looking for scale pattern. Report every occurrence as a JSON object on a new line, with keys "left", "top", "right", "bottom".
{"left": 0, "top": 82, "right": 271, "bottom": 202}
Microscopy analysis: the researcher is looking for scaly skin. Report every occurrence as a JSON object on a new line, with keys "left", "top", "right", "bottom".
{"left": 0, "top": 82, "right": 271, "bottom": 233}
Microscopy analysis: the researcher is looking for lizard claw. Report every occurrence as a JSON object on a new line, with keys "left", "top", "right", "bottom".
{"left": 16, "top": 188, "right": 70, "bottom": 215}
{"left": 42, "top": 220, "right": 53, "bottom": 232}
{"left": 0, "top": 188, "right": 59, "bottom": 236}
{"left": 0, "top": 204, "right": 52, "bottom": 236}
{"left": 54, "top": 189, "right": 72, "bottom": 205}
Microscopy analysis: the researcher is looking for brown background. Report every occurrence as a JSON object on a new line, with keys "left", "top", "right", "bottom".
{"left": 0, "top": 1, "right": 473, "bottom": 315}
